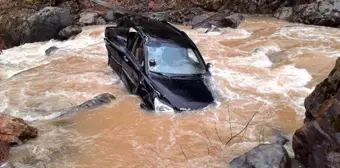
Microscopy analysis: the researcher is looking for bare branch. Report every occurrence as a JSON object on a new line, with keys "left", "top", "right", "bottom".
{"left": 180, "top": 144, "right": 188, "bottom": 162}
{"left": 227, "top": 103, "right": 233, "bottom": 138}
{"left": 204, "top": 140, "right": 210, "bottom": 155}
{"left": 214, "top": 122, "right": 223, "bottom": 145}
{"left": 200, "top": 126, "right": 212, "bottom": 154}
{"left": 224, "top": 111, "right": 258, "bottom": 146}
{"left": 200, "top": 126, "right": 212, "bottom": 146}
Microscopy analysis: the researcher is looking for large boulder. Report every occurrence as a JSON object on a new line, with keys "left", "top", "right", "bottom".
{"left": 191, "top": 13, "right": 244, "bottom": 29}
{"left": 275, "top": 1, "right": 340, "bottom": 27}
{"left": 230, "top": 144, "right": 291, "bottom": 168}
{"left": 0, "top": 114, "right": 37, "bottom": 164}
{"left": 293, "top": 57, "right": 340, "bottom": 168}
{"left": 293, "top": 100, "right": 340, "bottom": 168}
{"left": 21, "top": 7, "right": 73, "bottom": 44}
{"left": 304, "top": 58, "right": 340, "bottom": 121}
{"left": 0, "top": 113, "right": 38, "bottom": 145}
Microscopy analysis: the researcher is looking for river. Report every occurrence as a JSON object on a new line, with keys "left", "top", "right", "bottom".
{"left": 0, "top": 16, "right": 339, "bottom": 167}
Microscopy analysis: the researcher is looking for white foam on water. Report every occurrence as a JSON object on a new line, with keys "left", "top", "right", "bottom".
{"left": 277, "top": 25, "right": 340, "bottom": 43}
{"left": 228, "top": 44, "right": 281, "bottom": 68}
{"left": 23, "top": 112, "right": 63, "bottom": 122}
{"left": 0, "top": 26, "right": 106, "bottom": 79}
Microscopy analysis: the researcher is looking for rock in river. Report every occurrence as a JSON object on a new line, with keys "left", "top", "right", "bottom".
{"left": 62, "top": 93, "right": 116, "bottom": 117}
{"left": 191, "top": 13, "right": 244, "bottom": 29}
{"left": 21, "top": 7, "right": 73, "bottom": 44}
{"left": 0, "top": 114, "right": 37, "bottom": 164}
{"left": 57, "top": 25, "right": 82, "bottom": 40}
{"left": 0, "top": 113, "right": 38, "bottom": 145}
{"left": 229, "top": 130, "right": 291, "bottom": 168}
{"left": 78, "top": 11, "right": 99, "bottom": 25}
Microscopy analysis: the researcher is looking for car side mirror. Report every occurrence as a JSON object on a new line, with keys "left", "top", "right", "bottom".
{"left": 206, "top": 63, "right": 213, "bottom": 71}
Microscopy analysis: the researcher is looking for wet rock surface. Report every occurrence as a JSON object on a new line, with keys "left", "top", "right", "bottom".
{"left": 0, "top": 142, "right": 10, "bottom": 164}
{"left": 78, "top": 11, "right": 99, "bottom": 25}
{"left": 64, "top": 93, "right": 116, "bottom": 116}
{"left": 0, "top": 114, "right": 38, "bottom": 145}
{"left": 191, "top": 13, "right": 243, "bottom": 29}
{"left": 191, "top": 0, "right": 284, "bottom": 13}
{"left": 293, "top": 57, "right": 340, "bottom": 168}
{"left": 9, "top": 124, "right": 90, "bottom": 168}
{"left": 45, "top": 46, "right": 59, "bottom": 56}
{"left": 21, "top": 7, "right": 73, "bottom": 44}
{"left": 229, "top": 130, "right": 291, "bottom": 168}
{"left": 0, "top": 114, "right": 37, "bottom": 165}
{"left": 230, "top": 144, "right": 291, "bottom": 168}
{"left": 275, "top": 0, "right": 340, "bottom": 27}
{"left": 57, "top": 25, "right": 82, "bottom": 40}
{"left": 304, "top": 58, "right": 340, "bottom": 121}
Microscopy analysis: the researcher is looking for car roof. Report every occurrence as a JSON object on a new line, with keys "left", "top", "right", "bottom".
{"left": 117, "top": 15, "right": 195, "bottom": 47}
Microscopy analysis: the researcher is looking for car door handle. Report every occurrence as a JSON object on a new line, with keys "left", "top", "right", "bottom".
{"left": 123, "top": 56, "right": 128, "bottom": 62}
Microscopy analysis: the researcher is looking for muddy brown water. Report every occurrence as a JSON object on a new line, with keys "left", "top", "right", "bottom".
{"left": 1, "top": 16, "right": 339, "bottom": 167}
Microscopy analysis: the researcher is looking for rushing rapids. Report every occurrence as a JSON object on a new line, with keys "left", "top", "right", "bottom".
{"left": 1, "top": 16, "right": 340, "bottom": 167}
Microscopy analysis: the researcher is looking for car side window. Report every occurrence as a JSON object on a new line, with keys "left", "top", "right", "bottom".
{"left": 136, "top": 44, "right": 145, "bottom": 66}
{"left": 132, "top": 35, "right": 142, "bottom": 55}
{"left": 127, "top": 32, "right": 137, "bottom": 51}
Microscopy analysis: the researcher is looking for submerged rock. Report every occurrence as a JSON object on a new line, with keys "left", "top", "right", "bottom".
{"left": 76, "top": 93, "right": 116, "bottom": 109}
{"left": 21, "top": 7, "right": 73, "bottom": 44}
{"left": 63, "top": 93, "right": 116, "bottom": 116}
{"left": 57, "top": 25, "right": 82, "bottom": 40}
{"left": 205, "top": 25, "right": 221, "bottom": 34}
{"left": 45, "top": 46, "right": 59, "bottom": 56}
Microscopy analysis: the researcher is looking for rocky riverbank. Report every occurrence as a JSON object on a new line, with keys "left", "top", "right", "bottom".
{"left": 293, "top": 58, "right": 340, "bottom": 168}
{"left": 2, "top": 0, "right": 340, "bottom": 51}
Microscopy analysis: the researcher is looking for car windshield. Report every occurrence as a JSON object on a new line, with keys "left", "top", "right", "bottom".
{"left": 146, "top": 41, "right": 206, "bottom": 75}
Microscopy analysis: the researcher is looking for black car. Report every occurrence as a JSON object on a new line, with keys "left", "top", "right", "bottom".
{"left": 104, "top": 15, "right": 215, "bottom": 112}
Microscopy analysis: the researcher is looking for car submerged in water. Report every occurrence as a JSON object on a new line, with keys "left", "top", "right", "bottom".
{"left": 104, "top": 15, "right": 215, "bottom": 112}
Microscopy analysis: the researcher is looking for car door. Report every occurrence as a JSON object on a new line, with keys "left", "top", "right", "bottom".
{"left": 105, "top": 27, "right": 129, "bottom": 76}
{"left": 121, "top": 33, "right": 142, "bottom": 93}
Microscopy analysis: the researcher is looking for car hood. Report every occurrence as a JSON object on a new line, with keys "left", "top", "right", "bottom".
{"left": 150, "top": 75, "right": 214, "bottom": 110}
